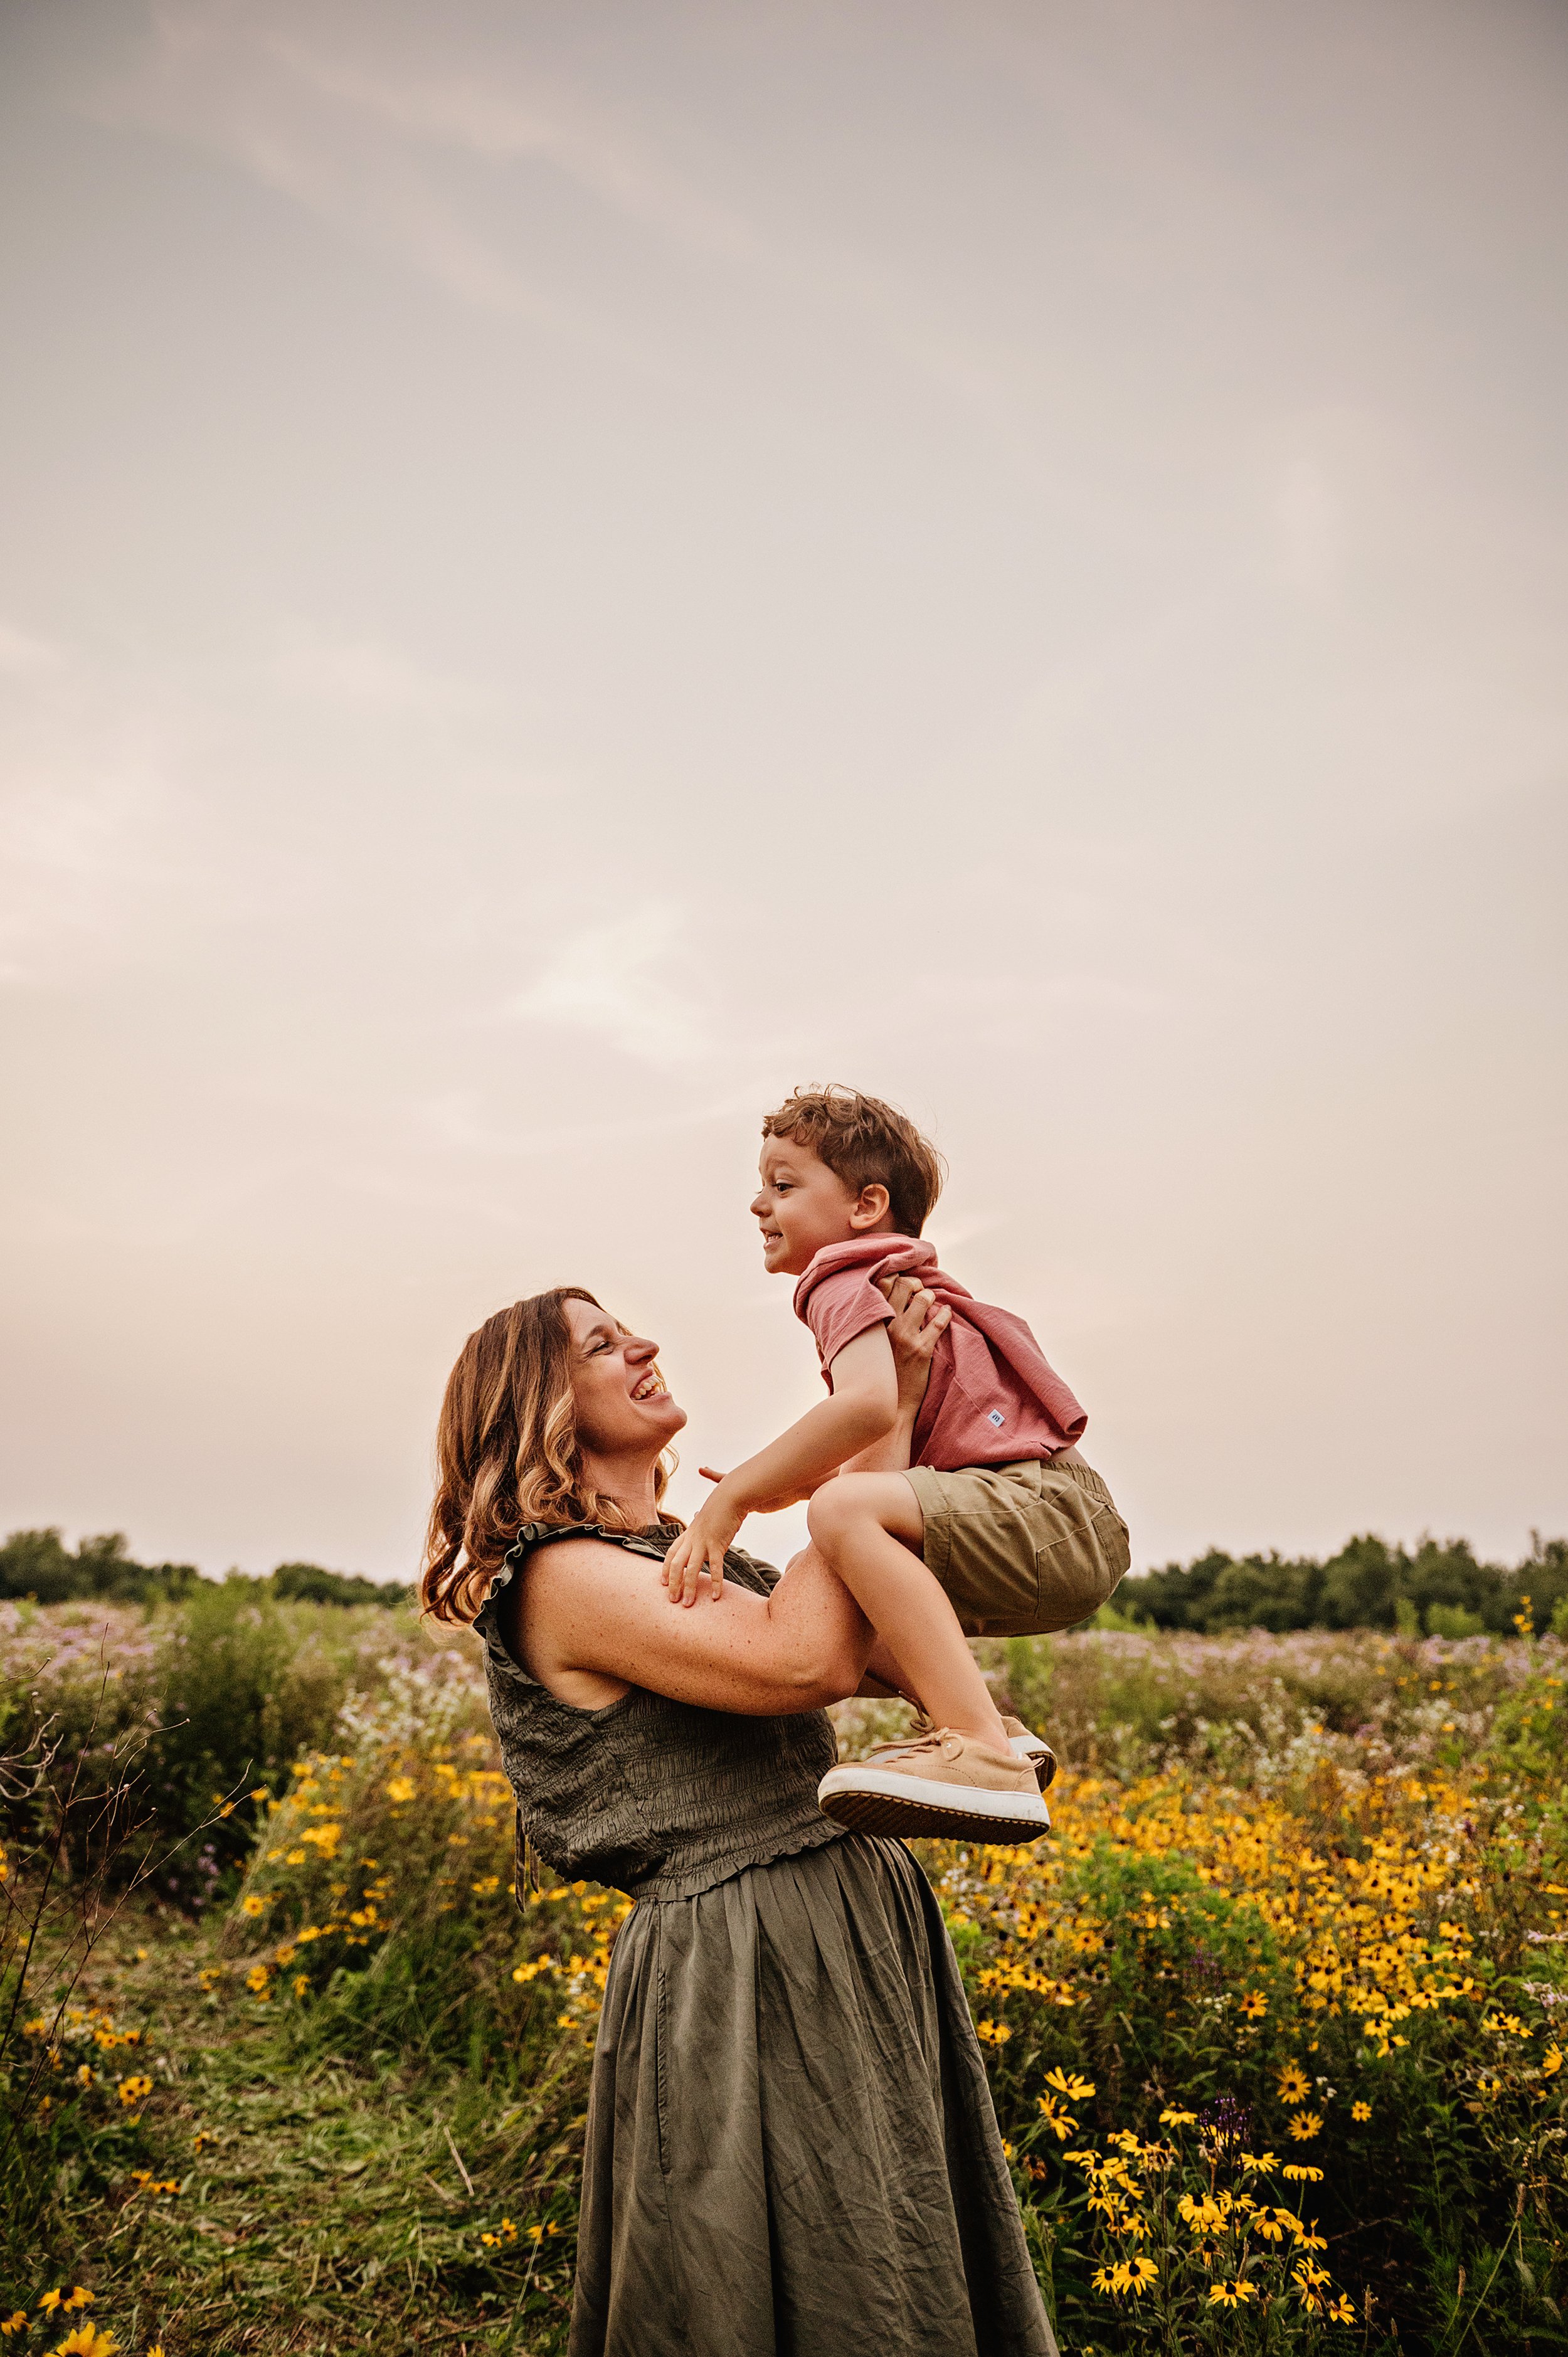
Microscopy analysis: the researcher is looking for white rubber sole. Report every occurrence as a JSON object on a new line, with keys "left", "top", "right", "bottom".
{"left": 818, "top": 1765, "right": 1051, "bottom": 1845}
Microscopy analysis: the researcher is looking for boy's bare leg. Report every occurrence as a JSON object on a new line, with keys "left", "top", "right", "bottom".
{"left": 857, "top": 1632, "right": 916, "bottom": 1698}
{"left": 807, "top": 1473, "right": 1010, "bottom": 1747}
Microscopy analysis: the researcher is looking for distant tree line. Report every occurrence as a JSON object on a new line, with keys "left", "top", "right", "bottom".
{"left": 0, "top": 1528, "right": 412, "bottom": 1610}
{"left": 7, "top": 1523, "right": 1566, "bottom": 1638}
{"left": 1116, "top": 1531, "right": 1568, "bottom": 1638}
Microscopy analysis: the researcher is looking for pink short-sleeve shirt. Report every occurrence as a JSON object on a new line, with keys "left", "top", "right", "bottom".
{"left": 793, "top": 1236, "right": 1087, "bottom": 1473}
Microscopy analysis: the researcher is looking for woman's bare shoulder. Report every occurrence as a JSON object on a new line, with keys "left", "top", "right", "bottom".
{"left": 520, "top": 1532, "right": 660, "bottom": 1584}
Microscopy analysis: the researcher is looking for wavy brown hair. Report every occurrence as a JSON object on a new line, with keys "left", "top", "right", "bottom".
{"left": 420, "top": 1287, "right": 679, "bottom": 1625}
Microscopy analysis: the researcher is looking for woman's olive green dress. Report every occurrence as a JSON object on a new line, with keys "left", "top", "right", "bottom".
{"left": 475, "top": 1524, "right": 1059, "bottom": 2357}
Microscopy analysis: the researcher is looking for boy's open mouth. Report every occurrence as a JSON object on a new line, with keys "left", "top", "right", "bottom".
{"left": 760, "top": 1228, "right": 783, "bottom": 1247}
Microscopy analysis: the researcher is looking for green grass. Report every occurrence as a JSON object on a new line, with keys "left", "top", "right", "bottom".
{"left": 6, "top": 1908, "right": 592, "bottom": 2353}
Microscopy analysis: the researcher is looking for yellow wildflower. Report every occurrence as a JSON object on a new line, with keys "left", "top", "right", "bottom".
{"left": 1276, "top": 2062, "right": 1310, "bottom": 2104}
{"left": 1042, "top": 2067, "right": 1095, "bottom": 2100}
{"left": 1239, "top": 1990, "right": 1268, "bottom": 2018}
{"left": 117, "top": 2075, "right": 152, "bottom": 2107}
{"left": 1351, "top": 2100, "right": 1371, "bottom": 2122}
{"left": 1, "top": 2319, "right": 26, "bottom": 2341}
{"left": 1282, "top": 2163, "right": 1324, "bottom": 2183}
{"left": 1158, "top": 2108, "right": 1197, "bottom": 2126}
{"left": 1288, "top": 2111, "right": 1323, "bottom": 2141}
{"left": 1208, "top": 2279, "right": 1257, "bottom": 2307}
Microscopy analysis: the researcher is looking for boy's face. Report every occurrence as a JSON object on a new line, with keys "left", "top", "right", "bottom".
{"left": 751, "top": 1135, "right": 889, "bottom": 1276}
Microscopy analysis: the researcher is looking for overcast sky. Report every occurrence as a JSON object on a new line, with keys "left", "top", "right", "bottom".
{"left": 1, "top": 0, "right": 1564, "bottom": 1585}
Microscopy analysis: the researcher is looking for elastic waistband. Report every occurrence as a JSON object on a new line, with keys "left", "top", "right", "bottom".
{"left": 1051, "top": 1454, "right": 1113, "bottom": 1507}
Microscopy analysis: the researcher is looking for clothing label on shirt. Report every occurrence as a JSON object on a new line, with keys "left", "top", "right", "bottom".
{"left": 988, "top": 1409, "right": 1006, "bottom": 1427}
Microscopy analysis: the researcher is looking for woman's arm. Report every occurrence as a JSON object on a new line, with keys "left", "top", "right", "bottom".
{"left": 516, "top": 1536, "right": 874, "bottom": 1717}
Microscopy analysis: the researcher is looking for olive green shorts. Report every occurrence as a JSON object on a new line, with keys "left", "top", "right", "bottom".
{"left": 901, "top": 1454, "right": 1130, "bottom": 1638}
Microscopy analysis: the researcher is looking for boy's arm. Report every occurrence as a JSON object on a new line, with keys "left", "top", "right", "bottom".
{"left": 841, "top": 1274, "right": 950, "bottom": 1475}
{"left": 662, "top": 1327, "right": 898, "bottom": 1606}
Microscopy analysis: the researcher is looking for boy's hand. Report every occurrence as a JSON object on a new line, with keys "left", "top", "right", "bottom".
{"left": 661, "top": 1490, "right": 746, "bottom": 1606}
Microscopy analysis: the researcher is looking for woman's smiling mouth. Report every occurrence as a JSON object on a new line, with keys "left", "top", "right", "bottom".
{"left": 632, "top": 1370, "right": 666, "bottom": 1402}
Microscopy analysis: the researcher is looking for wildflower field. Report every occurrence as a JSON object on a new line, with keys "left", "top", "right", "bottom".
{"left": 4, "top": 1582, "right": 1568, "bottom": 2353}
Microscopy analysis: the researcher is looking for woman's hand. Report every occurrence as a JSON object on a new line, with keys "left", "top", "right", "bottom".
{"left": 879, "top": 1273, "right": 950, "bottom": 1417}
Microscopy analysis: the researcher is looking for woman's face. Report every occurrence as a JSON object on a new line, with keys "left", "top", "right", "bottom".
{"left": 564, "top": 1296, "right": 687, "bottom": 1462}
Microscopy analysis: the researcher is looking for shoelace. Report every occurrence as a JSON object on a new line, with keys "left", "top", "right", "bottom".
{"left": 861, "top": 1722, "right": 959, "bottom": 1765}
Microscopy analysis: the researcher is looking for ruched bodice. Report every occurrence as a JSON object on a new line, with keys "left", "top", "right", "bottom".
{"left": 474, "top": 1522, "right": 847, "bottom": 1901}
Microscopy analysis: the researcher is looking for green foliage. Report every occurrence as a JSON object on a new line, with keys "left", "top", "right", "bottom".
{"left": 0, "top": 1585, "right": 475, "bottom": 1902}
{"left": 9, "top": 1604, "right": 1568, "bottom": 2352}
{"left": 0, "top": 1526, "right": 201, "bottom": 1607}
{"left": 0, "top": 1525, "right": 410, "bottom": 1609}
{"left": 1120, "top": 1530, "right": 1568, "bottom": 1638}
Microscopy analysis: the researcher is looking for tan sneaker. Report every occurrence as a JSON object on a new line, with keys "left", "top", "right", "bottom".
{"left": 818, "top": 1726, "right": 1051, "bottom": 1843}
{"left": 1002, "top": 1715, "right": 1057, "bottom": 1791}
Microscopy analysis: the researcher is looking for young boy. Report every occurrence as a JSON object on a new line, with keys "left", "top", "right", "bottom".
{"left": 662, "top": 1084, "right": 1130, "bottom": 1843}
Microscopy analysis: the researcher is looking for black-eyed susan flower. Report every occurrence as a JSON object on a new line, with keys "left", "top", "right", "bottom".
{"left": 1239, "top": 1990, "right": 1268, "bottom": 2018}
{"left": 1276, "top": 2062, "right": 1310, "bottom": 2104}
{"left": 1351, "top": 2099, "right": 1371, "bottom": 2122}
{"left": 45, "top": 2328, "right": 118, "bottom": 2357}
{"left": 1287, "top": 2110, "right": 1323, "bottom": 2141}
{"left": 1207, "top": 2279, "right": 1257, "bottom": 2307}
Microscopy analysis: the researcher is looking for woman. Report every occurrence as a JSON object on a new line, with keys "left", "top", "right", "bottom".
{"left": 421, "top": 1284, "right": 1059, "bottom": 2357}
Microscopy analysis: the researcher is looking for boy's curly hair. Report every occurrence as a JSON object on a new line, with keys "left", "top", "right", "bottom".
{"left": 761, "top": 1085, "right": 945, "bottom": 1237}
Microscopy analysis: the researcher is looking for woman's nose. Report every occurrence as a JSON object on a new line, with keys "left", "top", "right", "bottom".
{"left": 629, "top": 1335, "right": 659, "bottom": 1362}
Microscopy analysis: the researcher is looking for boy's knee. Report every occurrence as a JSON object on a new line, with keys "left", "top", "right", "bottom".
{"left": 806, "top": 1480, "right": 867, "bottom": 1552}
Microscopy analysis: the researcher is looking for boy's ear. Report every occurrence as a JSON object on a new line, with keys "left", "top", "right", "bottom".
{"left": 849, "top": 1182, "right": 892, "bottom": 1231}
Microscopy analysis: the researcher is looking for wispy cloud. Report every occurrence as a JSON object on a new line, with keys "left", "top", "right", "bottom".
{"left": 272, "top": 629, "right": 494, "bottom": 716}
{"left": 0, "top": 620, "right": 68, "bottom": 676}
{"left": 94, "top": 2, "right": 1107, "bottom": 506}
{"left": 507, "top": 901, "right": 712, "bottom": 1066}
{"left": 90, "top": 1, "right": 727, "bottom": 368}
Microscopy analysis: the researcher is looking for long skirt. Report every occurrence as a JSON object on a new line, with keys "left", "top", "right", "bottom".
{"left": 569, "top": 1831, "right": 1060, "bottom": 2357}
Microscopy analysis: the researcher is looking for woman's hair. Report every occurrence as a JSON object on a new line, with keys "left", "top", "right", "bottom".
{"left": 420, "top": 1286, "right": 678, "bottom": 1626}
{"left": 761, "top": 1083, "right": 946, "bottom": 1237}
